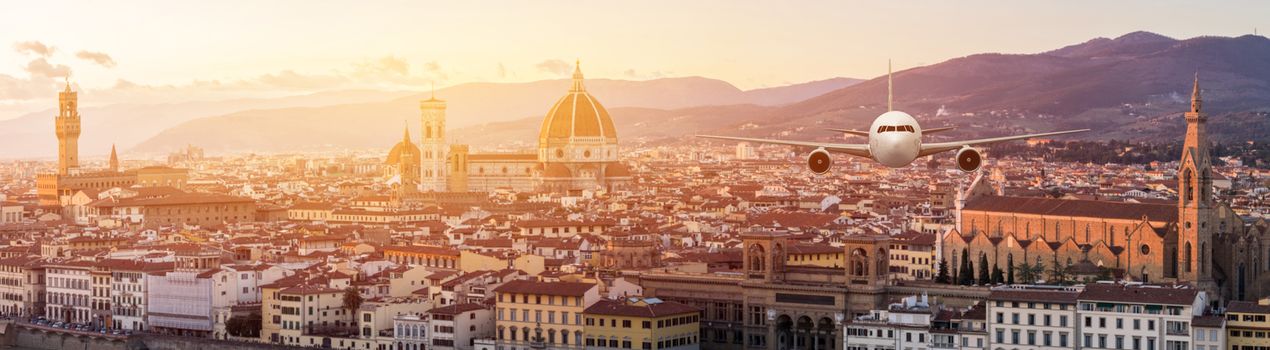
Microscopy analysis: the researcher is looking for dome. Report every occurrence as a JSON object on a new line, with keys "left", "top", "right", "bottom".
{"left": 539, "top": 61, "right": 617, "bottom": 143}
{"left": 385, "top": 126, "right": 420, "bottom": 164}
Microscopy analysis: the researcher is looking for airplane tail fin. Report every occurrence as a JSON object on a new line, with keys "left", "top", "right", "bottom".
{"left": 887, "top": 59, "right": 893, "bottom": 112}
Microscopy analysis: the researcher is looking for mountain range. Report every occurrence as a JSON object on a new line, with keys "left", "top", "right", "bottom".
{"left": 441, "top": 32, "right": 1270, "bottom": 150}
{"left": 125, "top": 76, "right": 860, "bottom": 155}
{"left": 7, "top": 31, "right": 1269, "bottom": 158}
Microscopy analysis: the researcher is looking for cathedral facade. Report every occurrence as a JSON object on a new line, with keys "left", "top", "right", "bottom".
{"left": 940, "top": 76, "right": 1270, "bottom": 303}
{"left": 392, "top": 61, "right": 631, "bottom": 194}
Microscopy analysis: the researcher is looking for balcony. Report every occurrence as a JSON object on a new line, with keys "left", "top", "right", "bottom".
{"left": 1165, "top": 328, "right": 1188, "bottom": 336}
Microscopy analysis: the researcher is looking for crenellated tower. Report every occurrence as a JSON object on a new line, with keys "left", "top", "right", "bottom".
{"left": 55, "top": 80, "right": 81, "bottom": 175}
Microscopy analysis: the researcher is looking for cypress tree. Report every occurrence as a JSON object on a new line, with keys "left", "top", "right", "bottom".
{"left": 977, "top": 253, "right": 990, "bottom": 285}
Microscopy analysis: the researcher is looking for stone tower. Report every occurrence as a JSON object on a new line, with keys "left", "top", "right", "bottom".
{"left": 56, "top": 80, "right": 81, "bottom": 175}
{"left": 447, "top": 144, "right": 469, "bottom": 193}
{"left": 1178, "top": 74, "right": 1215, "bottom": 289}
{"left": 741, "top": 231, "right": 788, "bottom": 282}
{"left": 420, "top": 89, "right": 448, "bottom": 191}
{"left": 844, "top": 234, "right": 891, "bottom": 287}
{"left": 109, "top": 144, "right": 119, "bottom": 172}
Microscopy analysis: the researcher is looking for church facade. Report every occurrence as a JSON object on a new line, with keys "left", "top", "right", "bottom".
{"left": 940, "top": 76, "right": 1270, "bottom": 303}
{"left": 388, "top": 61, "right": 631, "bottom": 194}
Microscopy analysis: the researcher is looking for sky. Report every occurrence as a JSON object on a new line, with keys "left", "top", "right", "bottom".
{"left": 1, "top": 0, "right": 1266, "bottom": 119}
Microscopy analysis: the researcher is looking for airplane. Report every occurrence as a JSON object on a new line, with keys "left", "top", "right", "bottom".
{"left": 698, "top": 61, "right": 1088, "bottom": 174}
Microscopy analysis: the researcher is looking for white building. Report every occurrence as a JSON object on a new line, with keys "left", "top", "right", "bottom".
{"left": 427, "top": 303, "right": 494, "bottom": 350}
{"left": 394, "top": 313, "right": 429, "bottom": 350}
{"left": 1076, "top": 284, "right": 1208, "bottom": 350}
{"left": 986, "top": 286, "right": 1079, "bottom": 350}
{"left": 44, "top": 261, "right": 93, "bottom": 324}
{"left": 146, "top": 249, "right": 222, "bottom": 337}
{"left": 108, "top": 260, "right": 172, "bottom": 331}
{"left": 845, "top": 294, "right": 934, "bottom": 350}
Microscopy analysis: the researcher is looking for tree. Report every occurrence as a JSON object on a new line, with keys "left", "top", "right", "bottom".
{"left": 935, "top": 258, "right": 951, "bottom": 284}
{"left": 977, "top": 253, "right": 990, "bottom": 285}
{"left": 1016, "top": 262, "right": 1036, "bottom": 284}
{"left": 958, "top": 249, "right": 974, "bottom": 286}
{"left": 343, "top": 287, "right": 364, "bottom": 313}
{"left": 991, "top": 262, "right": 1004, "bottom": 285}
{"left": 1006, "top": 255, "right": 1016, "bottom": 285}
{"left": 1032, "top": 261, "right": 1047, "bottom": 283}
{"left": 1048, "top": 261, "right": 1069, "bottom": 285}
{"left": 225, "top": 313, "right": 262, "bottom": 338}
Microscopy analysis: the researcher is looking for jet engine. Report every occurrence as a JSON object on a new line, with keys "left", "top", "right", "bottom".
{"left": 955, "top": 146, "right": 982, "bottom": 173}
{"left": 807, "top": 148, "right": 832, "bottom": 174}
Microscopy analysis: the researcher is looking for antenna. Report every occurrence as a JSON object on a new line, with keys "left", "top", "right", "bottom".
{"left": 887, "top": 59, "right": 893, "bottom": 111}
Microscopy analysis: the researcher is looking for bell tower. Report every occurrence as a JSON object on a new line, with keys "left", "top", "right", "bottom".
{"left": 1177, "top": 74, "right": 1215, "bottom": 288}
{"left": 420, "top": 87, "right": 448, "bottom": 191}
{"left": 55, "top": 79, "right": 81, "bottom": 175}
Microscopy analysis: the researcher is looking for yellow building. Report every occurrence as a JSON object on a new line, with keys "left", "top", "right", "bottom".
{"left": 494, "top": 280, "right": 600, "bottom": 349}
{"left": 460, "top": 250, "right": 545, "bottom": 276}
{"left": 384, "top": 245, "right": 460, "bottom": 269}
{"left": 786, "top": 244, "right": 844, "bottom": 268}
{"left": 1226, "top": 298, "right": 1270, "bottom": 350}
{"left": 583, "top": 297, "right": 701, "bottom": 350}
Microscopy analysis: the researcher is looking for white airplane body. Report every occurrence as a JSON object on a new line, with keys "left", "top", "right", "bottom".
{"left": 698, "top": 62, "right": 1088, "bottom": 173}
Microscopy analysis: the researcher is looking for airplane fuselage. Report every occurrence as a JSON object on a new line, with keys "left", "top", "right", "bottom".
{"left": 866, "top": 111, "right": 922, "bottom": 167}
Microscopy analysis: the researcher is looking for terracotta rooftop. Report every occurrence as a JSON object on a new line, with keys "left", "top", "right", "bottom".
{"left": 494, "top": 279, "right": 595, "bottom": 297}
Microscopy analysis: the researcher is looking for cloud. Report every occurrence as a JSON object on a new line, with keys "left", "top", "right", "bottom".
{"left": 75, "top": 51, "right": 117, "bottom": 68}
{"left": 354, "top": 55, "right": 410, "bottom": 77}
{"left": 256, "top": 70, "right": 349, "bottom": 89}
{"left": 25, "top": 58, "right": 71, "bottom": 78}
{"left": 13, "top": 41, "right": 54, "bottom": 57}
{"left": 535, "top": 59, "right": 572, "bottom": 77}
{"left": 623, "top": 68, "right": 668, "bottom": 79}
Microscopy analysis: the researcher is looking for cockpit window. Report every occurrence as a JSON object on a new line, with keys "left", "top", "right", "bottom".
{"left": 877, "top": 125, "right": 914, "bottom": 133}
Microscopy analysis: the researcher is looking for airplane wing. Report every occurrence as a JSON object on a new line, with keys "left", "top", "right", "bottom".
{"left": 697, "top": 135, "right": 871, "bottom": 158}
{"left": 923, "top": 126, "right": 955, "bottom": 134}
{"left": 824, "top": 128, "right": 869, "bottom": 137}
{"left": 917, "top": 129, "right": 1089, "bottom": 157}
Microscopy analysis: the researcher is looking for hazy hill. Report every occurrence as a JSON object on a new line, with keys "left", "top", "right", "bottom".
{"left": 119, "top": 32, "right": 1270, "bottom": 156}
{"left": 130, "top": 77, "right": 858, "bottom": 154}
{"left": 0, "top": 90, "right": 419, "bottom": 159}
{"left": 694, "top": 32, "right": 1270, "bottom": 144}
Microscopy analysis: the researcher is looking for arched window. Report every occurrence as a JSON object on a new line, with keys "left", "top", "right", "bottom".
{"left": 1184, "top": 242, "right": 1193, "bottom": 273}
{"left": 1199, "top": 242, "right": 1206, "bottom": 274}
{"left": 1183, "top": 170, "right": 1194, "bottom": 202}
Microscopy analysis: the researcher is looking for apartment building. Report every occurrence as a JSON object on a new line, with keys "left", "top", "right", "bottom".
{"left": 987, "top": 286, "right": 1078, "bottom": 350}
{"left": 582, "top": 297, "right": 701, "bottom": 350}
{"left": 1077, "top": 284, "right": 1207, "bottom": 350}
{"left": 1225, "top": 299, "right": 1269, "bottom": 350}
{"left": 494, "top": 280, "right": 600, "bottom": 350}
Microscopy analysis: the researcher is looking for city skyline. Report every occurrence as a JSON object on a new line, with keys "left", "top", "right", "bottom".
{"left": 0, "top": 3, "right": 1268, "bottom": 350}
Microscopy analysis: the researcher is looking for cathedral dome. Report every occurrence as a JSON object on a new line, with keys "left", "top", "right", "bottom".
{"left": 539, "top": 61, "right": 617, "bottom": 143}
{"left": 386, "top": 126, "right": 420, "bottom": 164}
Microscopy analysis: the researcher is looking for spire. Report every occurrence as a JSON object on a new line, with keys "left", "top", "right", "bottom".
{"left": 887, "top": 60, "right": 893, "bottom": 111}
{"left": 430, "top": 81, "right": 436, "bottom": 100}
{"left": 109, "top": 144, "right": 119, "bottom": 171}
{"left": 1190, "top": 71, "right": 1202, "bottom": 113}
{"left": 570, "top": 59, "right": 585, "bottom": 92}
{"left": 64, "top": 74, "right": 71, "bottom": 92}
{"left": 403, "top": 120, "right": 411, "bottom": 143}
